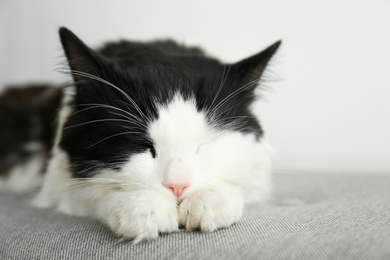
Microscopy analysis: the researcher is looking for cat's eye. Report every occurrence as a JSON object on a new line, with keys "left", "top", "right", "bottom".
{"left": 196, "top": 143, "right": 205, "bottom": 154}
{"left": 149, "top": 145, "right": 156, "bottom": 158}
{"left": 196, "top": 141, "right": 212, "bottom": 154}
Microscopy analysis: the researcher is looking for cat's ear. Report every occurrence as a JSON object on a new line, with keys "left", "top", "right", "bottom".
{"left": 231, "top": 40, "right": 281, "bottom": 86}
{"left": 59, "top": 27, "right": 104, "bottom": 83}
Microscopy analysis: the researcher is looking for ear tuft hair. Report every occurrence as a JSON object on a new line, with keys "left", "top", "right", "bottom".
{"left": 59, "top": 27, "right": 103, "bottom": 83}
{"left": 232, "top": 40, "right": 281, "bottom": 84}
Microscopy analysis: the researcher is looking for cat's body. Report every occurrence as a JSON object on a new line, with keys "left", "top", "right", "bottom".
{"left": 1, "top": 28, "right": 280, "bottom": 243}
{"left": 0, "top": 85, "right": 63, "bottom": 191}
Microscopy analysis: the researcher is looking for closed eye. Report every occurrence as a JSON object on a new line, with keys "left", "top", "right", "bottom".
{"left": 196, "top": 143, "right": 207, "bottom": 154}
{"left": 149, "top": 145, "right": 156, "bottom": 158}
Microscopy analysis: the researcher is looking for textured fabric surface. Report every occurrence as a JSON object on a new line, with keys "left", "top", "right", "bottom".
{"left": 1, "top": 174, "right": 390, "bottom": 260}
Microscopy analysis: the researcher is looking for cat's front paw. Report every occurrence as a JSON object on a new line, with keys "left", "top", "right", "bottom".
{"left": 106, "top": 191, "right": 178, "bottom": 243}
{"left": 178, "top": 185, "right": 243, "bottom": 232}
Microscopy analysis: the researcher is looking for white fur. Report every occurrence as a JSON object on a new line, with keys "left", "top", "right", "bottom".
{"left": 0, "top": 143, "right": 45, "bottom": 192}
{"left": 35, "top": 93, "right": 272, "bottom": 242}
{"left": 34, "top": 86, "right": 75, "bottom": 207}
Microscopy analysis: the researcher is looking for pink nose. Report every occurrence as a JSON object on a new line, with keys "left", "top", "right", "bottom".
{"left": 164, "top": 183, "right": 189, "bottom": 197}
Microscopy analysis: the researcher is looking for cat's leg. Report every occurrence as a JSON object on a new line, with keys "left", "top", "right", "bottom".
{"left": 34, "top": 148, "right": 71, "bottom": 208}
{"left": 102, "top": 189, "right": 179, "bottom": 243}
{"left": 177, "top": 137, "right": 272, "bottom": 232}
{"left": 178, "top": 183, "right": 244, "bottom": 232}
{"left": 54, "top": 174, "right": 180, "bottom": 243}
{"left": 36, "top": 151, "right": 179, "bottom": 242}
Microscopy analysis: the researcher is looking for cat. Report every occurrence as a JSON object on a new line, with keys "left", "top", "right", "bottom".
{"left": 0, "top": 85, "right": 63, "bottom": 191}
{"left": 0, "top": 27, "right": 280, "bottom": 243}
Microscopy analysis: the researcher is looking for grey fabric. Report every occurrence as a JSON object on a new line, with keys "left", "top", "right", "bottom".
{"left": 1, "top": 174, "right": 390, "bottom": 260}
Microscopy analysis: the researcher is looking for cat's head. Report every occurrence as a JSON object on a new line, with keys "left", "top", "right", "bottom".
{"left": 58, "top": 27, "right": 280, "bottom": 200}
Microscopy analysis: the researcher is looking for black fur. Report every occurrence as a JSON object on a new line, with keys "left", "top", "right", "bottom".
{"left": 59, "top": 27, "right": 281, "bottom": 178}
{"left": 0, "top": 85, "right": 63, "bottom": 175}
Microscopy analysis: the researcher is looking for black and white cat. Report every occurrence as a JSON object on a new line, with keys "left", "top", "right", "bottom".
{"left": 1, "top": 27, "right": 280, "bottom": 243}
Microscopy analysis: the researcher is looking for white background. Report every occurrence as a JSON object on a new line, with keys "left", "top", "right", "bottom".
{"left": 1, "top": 0, "right": 389, "bottom": 174}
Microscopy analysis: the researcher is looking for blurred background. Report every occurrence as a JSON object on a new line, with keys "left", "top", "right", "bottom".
{"left": 1, "top": 0, "right": 389, "bottom": 175}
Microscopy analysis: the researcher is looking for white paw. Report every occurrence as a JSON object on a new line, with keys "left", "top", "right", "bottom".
{"left": 106, "top": 191, "right": 179, "bottom": 243}
{"left": 178, "top": 186, "right": 243, "bottom": 232}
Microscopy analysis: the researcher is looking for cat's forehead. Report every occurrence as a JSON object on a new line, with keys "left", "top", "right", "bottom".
{"left": 121, "top": 59, "right": 225, "bottom": 94}
{"left": 148, "top": 94, "right": 210, "bottom": 152}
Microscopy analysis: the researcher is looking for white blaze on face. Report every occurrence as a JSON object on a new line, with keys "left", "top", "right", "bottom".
{"left": 163, "top": 158, "right": 191, "bottom": 185}
{"left": 138, "top": 93, "right": 271, "bottom": 201}
{"left": 148, "top": 95, "right": 210, "bottom": 191}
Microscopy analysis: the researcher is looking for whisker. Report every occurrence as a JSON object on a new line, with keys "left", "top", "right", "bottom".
{"left": 213, "top": 115, "right": 254, "bottom": 127}
{"left": 61, "top": 69, "right": 147, "bottom": 121}
{"left": 211, "top": 99, "right": 251, "bottom": 125}
{"left": 64, "top": 119, "right": 134, "bottom": 130}
{"left": 107, "top": 111, "right": 146, "bottom": 130}
{"left": 87, "top": 131, "right": 149, "bottom": 148}
{"left": 209, "top": 65, "right": 231, "bottom": 110}
{"left": 58, "top": 176, "right": 149, "bottom": 199}
{"left": 208, "top": 78, "right": 259, "bottom": 118}
{"left": 66, "top": 103, "right": 148, "bottom": 130}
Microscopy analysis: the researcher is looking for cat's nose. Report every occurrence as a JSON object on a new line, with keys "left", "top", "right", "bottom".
{"left": 164, "top": 183, "right": 189, "bottom": 197}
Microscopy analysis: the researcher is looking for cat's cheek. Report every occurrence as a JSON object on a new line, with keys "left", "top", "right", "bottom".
{"left": 104, "top": 190, "right": 179, "bottom": 243}
{"left": 178, "top": 185, "right": 244, "bottom": 232}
